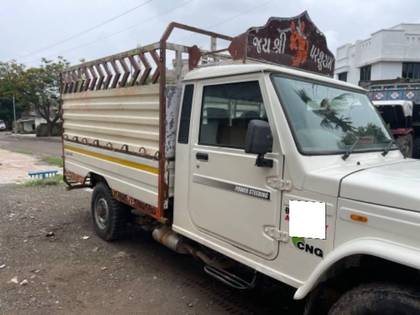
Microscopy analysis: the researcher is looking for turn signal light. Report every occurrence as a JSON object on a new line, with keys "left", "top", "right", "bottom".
{"left": 350, "top": 214, "right": 368, "bottom": 223}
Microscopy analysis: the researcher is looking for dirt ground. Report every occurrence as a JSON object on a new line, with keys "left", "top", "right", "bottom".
{"left": 0, "top": 132, "right": 62, "bottom": 184}
{"left": 0, "top": 149, "right": 61, "bottom": 184}
{"left": 0, "top": 184, "right": 302, "bottom": 315}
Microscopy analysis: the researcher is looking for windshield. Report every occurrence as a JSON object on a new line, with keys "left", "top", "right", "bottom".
{"left": 272, "top": 75, "right": 393, "bottom": 155}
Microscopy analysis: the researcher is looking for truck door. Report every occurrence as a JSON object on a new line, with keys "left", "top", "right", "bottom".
{"left": 188, "top": 79, "right": 282, "bottom": 259}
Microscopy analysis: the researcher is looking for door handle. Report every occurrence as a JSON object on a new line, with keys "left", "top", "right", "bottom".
{"left": 196, "top": 152, "right": 209, "bottom": 161}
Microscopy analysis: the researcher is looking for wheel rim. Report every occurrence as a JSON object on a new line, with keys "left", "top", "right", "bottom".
{"left": 94, "top": 197, "right": 109, "bottom": 230}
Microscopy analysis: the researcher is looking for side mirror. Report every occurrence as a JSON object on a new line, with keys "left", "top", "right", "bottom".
{"left": 245, "top": 120, "right": 273, "bottom": 167}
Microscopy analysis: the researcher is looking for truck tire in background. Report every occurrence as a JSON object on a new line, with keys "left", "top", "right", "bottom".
{"left": 413, "top": 138, "right": 420, "bottom": 159}
{"left": 396, "top": 134, "right": 413, "bottom": 158}
{"left": 328, "top": 283, "right": 420, "bottom": 315}
{"left": 91, "top": 183, "right": 130, "bottom": 241}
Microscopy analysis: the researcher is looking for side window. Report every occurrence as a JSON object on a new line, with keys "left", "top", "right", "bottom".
{"left": 178, "top": 84, "right": 194, "bottom": 144}
{"left": 199, "top": 81, "right": 267, "bottom": 149}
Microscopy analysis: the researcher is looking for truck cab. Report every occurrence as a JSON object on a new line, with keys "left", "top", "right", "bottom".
{"left": 61, "top": 12, "right": 420, "bottom": 314}
{"left": 174, "top": 63, "right": 420, "bottom": 309}
{"left": 175, "top": 61, "right": 398, "bottom": 260}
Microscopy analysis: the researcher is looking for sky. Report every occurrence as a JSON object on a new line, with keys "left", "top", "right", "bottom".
{"left": 1, "top": 0, "right": 420, "bottom": 67}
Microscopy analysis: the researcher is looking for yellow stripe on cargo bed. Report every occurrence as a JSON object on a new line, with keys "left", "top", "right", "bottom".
{"left": 64, "top": 145, "right": 159, "bottom": 175}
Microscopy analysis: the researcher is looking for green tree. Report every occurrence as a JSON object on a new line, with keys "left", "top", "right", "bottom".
{"left": 0, "top": 60, "right": 28, "bottom": 128}
{"left": 0, "top": 57, "right": 69, "bottom": 134}
{"left": 23, "top": 57, "right": 69, "bottom": 136}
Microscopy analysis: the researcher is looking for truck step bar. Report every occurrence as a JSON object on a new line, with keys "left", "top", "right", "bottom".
{"left": 63, "top": 171, "right": 91, "bottom": 190}
{"left": 203, "top": 265, "right": 257, "bottom": 290}
{"left": 152, "top": 225, "right": 257, "bottom": 289}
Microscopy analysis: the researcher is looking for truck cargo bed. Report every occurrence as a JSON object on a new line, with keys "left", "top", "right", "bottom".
{"left": 63, "top": 84, "right": 161, "bottom": 208}
{"left": 61, "top": 23, "right": 233, "bottom": 221}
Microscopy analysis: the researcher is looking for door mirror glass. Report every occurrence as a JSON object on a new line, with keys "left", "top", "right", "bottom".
{"left": 245, "top": 120, "right": 273, "bottom": 167}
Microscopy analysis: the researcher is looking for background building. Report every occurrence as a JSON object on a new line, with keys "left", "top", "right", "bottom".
{"left": 16, "top": 109, "right": 46, "bottom": 134}
{"left": 335, "top": 23, "right": 420, "bottom": 87}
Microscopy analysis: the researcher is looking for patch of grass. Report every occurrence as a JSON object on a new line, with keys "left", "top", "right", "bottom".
{"left": 41, "top": 156, "right": 63, "bottom": 167}
{"left": 24, "top": 174, "right": 63, "bottom": 187}
{"left": 13, "top": 148, "right": 33, "bottom": 155}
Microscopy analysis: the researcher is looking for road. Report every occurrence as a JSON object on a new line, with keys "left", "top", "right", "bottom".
{"left": 0, "top": 184, "right": 303, "bottom": 314}
{"left": 0, "top": 132, "right": 61, "bottom": 158}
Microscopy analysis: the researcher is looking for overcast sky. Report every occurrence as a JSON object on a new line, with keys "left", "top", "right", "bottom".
{"left": 2, "top": 0, "right": 420, "bottom": 67}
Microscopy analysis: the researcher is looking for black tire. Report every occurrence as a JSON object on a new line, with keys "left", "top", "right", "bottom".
{"left": 304, "top": 285, "right": 339, "bottom": 315}
{"left": 396, "top": 134, "right": 413, "bottom": 158}
{"left": 413, "top": 138, "right": 420, "bottom": 159}
{"left": 329, "top": 283, "right": 420, "bottom": 315}
{"left": 91, "top": 183, "right": 130, "bottom": 241}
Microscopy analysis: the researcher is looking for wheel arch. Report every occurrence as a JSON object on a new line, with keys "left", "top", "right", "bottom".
{"left": 88, "top": 172, "right": 109, "bottom": 188}
{"left": 295, "top": 238, "right": 420, "bottom": 300}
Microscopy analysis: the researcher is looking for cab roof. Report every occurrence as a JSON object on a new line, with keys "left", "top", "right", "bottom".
{"left": 183, "top": 63, "right": 365, "bottom": 92}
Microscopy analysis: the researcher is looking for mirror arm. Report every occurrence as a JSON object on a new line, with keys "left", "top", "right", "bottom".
{"left": 256, "top": 154, "right": 273, "bottom": 168}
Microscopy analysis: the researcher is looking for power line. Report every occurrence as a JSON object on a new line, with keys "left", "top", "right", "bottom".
{"left": 206, "top": 0, "right": 274, "bottom": 31}
{"left": 174, "top": 0, "right": 274, "bottom": 43}
{"left": 25, "top": 0, "right": 274, "bottom": 65}
{"left": 18, "top": 0, "right": 155, "bottom": 60}
{"left": 25, "top": 0, "right": 194, "bottom": 65}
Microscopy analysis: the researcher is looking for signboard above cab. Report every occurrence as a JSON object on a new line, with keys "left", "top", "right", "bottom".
{"left": 228, "top": 11, "right": 335, "bottom": 77}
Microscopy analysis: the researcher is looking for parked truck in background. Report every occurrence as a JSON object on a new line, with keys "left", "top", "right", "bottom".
{"left": 369, "top": 85, "right": 420, "bottom": 158}
{"left": 61, "top": 12, "right": 420, "bottom": 314}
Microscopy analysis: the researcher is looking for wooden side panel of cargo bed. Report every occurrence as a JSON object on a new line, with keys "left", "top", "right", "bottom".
{"left": 62, "top": 85, "right": 160, "bottom": 207}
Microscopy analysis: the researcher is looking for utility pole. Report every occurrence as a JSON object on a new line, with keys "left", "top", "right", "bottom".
{"left": 12, "top": 95, "right": 17, "bottom": 133}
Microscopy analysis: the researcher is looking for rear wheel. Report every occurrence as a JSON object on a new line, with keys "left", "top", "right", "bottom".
{"left": 329, "top": 283, "right": 420, "bottom": 315}
{"left": 91, "top": 183, "right": 130, "bottom": 241}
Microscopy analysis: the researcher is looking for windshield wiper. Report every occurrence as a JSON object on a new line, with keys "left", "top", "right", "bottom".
{"left": 382, "top": 139, "right": 396, "bottom": 157}
{"left": 342, "top": 137, "right": 361, "bottom": 160}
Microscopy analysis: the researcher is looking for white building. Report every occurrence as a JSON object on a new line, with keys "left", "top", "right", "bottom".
{"left": 335, "top": 23, "right": 420, "bottom": 86}
{"left": 16, "top": 109, "right": 47, "bottom": 134}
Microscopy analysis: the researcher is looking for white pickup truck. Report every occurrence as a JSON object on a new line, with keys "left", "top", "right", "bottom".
{"left": 61, "top": 12, "right": 420, "bottom": 314}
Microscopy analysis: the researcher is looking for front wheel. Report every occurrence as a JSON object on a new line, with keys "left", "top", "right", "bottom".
{"left": 329, "top": 283, "right": 420, "bottom": 315}
{"left": 396, "top": 134, "right": 413, "bottom": 158}
{"left": 91, "top": 183, "right": 130, "bottom": 241}
{"left": 413, "top": 137, "right": 420, "bottom": 159}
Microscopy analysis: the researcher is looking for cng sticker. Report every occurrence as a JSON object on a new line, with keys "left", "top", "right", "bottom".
{"left": 291, "top": 237, "right": 323, "bottom": 258}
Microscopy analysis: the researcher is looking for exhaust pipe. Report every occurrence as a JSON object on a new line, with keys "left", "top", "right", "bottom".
{"left": 152, "top": 225, "right": 189, "bottom": 254}
{"left": 152, "top": 225, "right": 254, "bottom": 289}
{"left": 152, "top": 225, "right": 233, "bottom": 270}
